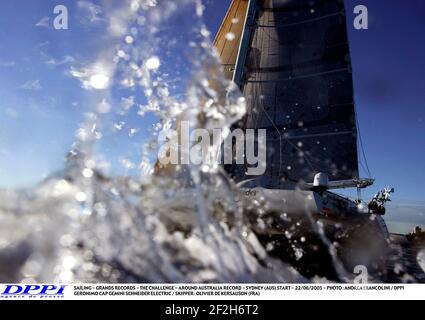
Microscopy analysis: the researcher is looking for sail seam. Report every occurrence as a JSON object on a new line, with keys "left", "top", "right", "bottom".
{"left": 257, "top": 11, "right": 343, "bottom": 28}
{"left": 265, "top": 131, "right": 354, "bottom": 140}
{"left": 246, "top": 67, "right": 348, "bottom": 82}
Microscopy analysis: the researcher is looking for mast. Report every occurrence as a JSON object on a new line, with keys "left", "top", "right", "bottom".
{"left": 213, "top": 0, "right": 250, "bottom": 80}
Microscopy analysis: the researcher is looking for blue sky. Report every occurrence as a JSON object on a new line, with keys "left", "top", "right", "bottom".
{"left": 0, "top": 1, "right": 100, "bottom": 187}
{"left": 343, "top": 0, "right": 425, "bottom": 204}
{"left": 0, "top": 0, "right": 424, "bottom": 213}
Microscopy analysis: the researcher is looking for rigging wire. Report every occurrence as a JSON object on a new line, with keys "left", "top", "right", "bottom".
{"left": 356, "top": 116, "right": 372, "bottom": 178}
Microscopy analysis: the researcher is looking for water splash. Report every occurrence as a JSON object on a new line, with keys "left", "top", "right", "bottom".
{"left": 0, "top": 0, "right": 304, "bottom": 284}
{"left": 418, "top": 250, "right": 425, "bottom": 273}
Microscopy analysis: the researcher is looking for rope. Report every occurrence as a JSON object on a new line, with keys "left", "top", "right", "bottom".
{"left": 356, "top": 117, "right": 372, "bottom": 178}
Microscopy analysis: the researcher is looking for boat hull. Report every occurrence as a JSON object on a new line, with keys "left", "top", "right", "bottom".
{"left": 242, "top": 187, "right": 391, "bottom": 280}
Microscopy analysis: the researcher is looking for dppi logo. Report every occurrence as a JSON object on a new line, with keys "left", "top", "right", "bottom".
{"left": 1, "top": 285, "right": 67, "bottom": 299}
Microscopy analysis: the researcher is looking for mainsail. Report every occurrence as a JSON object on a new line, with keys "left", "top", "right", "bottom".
{"left": 227, "top": 0, "right": 360, "bottom": 186}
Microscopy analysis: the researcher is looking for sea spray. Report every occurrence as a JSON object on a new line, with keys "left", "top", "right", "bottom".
{"left": 0, "top": 0, "right": 304, "bottom": 284}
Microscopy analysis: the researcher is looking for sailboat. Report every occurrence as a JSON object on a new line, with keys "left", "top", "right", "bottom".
{"left": 214, "top": 0, "right": 393, "bottom": 277}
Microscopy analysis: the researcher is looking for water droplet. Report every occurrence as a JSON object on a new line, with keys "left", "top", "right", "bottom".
{"left": 22, "top": 259, "right": 42, "bottom": 277}
{"left": 294, "top": 247, "right": 303, "bottom": 260}
{"left": 89, "top": 74, "right": 110, "bottom": 90}
{"left": 63, "top": 256, "right": 76, "bottom": 270}
{"left": 94, "top": 202, "right": 107, "bottom": 217}
{"left": 417, "top": 249, "right": 425, "bottom": 272}
{"left": 129, "top": 128, "right": 139, "bottom": 137}
{"left": 201, "top": 27, "right": 210, "bottom": 38}
{"left": 146, "top": 56, "right": 160, "bottom": 70}
{"left": 97, "top": 99, "right": 111, "bottom": 114}
{"left": 225, "top": 32, "right": 235, "bottom": 41}
{"left": 76, "top": 192, "right": 87, "bottom": 202}
{"left": 130, "top": 0, "right": 140, "bottom": 12}
{"left": 85, "top": 159, "right": 96, "bottom": 169}
{"left": 121, "top": 159, "right": 135, "bottom": 170}
{"left": 53, "top": 180, "right": 71, "bottom": 196}
{"left": 82, "top": 168, "right": 94, "bottom": 178}
{"left": 60, "top": 234, "right": 74, "bottom": 247}
{"left": 125, "top": 35, "right": 134, "bottom": 44}
{"left": 58, "top": 270, "right": 74, "bottom": 283}
{"left": 266, "top": 243, "right": 274, "bottom": 251}
{"left": 114, "top": 122, "right": 125, "bottom": 131}
{"left": 118, "top": 50, "right": 127, "bottom": 58}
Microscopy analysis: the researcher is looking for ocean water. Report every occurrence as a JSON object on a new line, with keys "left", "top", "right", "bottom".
{"left": 386, "top": 221, "right": 425, "bottom": 235}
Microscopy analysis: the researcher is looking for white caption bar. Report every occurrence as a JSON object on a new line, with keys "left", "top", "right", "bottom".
{"left": 1, "top": 284, "right": 425, "bottom": 300}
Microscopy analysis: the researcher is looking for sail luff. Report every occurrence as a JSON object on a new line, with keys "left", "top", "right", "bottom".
{"left": 213, "top": 0, "right": 250, "bottom": 80}
{"left": 233, "top": 0, "right": 258, "bottom": 85}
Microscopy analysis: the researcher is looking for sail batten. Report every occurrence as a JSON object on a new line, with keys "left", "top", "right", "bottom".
{"left": 228, "top": 0, "right": 359, "bottom": 185}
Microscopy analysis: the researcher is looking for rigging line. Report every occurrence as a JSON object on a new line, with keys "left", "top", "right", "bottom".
{"left": 250, "top": 25, "right": 284, "bottom": 178}
{"left": 237, "top": 22, "right": 260, "bottom": 175}
{"left": 255, "top": 80, "right": 316, "bottom": 174}
{"left": 252, "top": 19, "right": 265, "bottom": 130}
{"left": 257, "top": 84, "right": 285, "bottom": 177}
{"left": 249, "top": 33, "right": 261, "bottom": 129}
{"left": 360, "top": 162, "right": 369, "bottom": 178}
{"left": 251, "top": 22, "right": 317, "bottom": 175}
{"left": 357, "top": 118, "right": 371, "bottom": 178}
{"left": 240, "top": 8, "right": 316, "bottom": 178}
{"left": 256, "top": 24, "right": 284, "bottom": 178}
